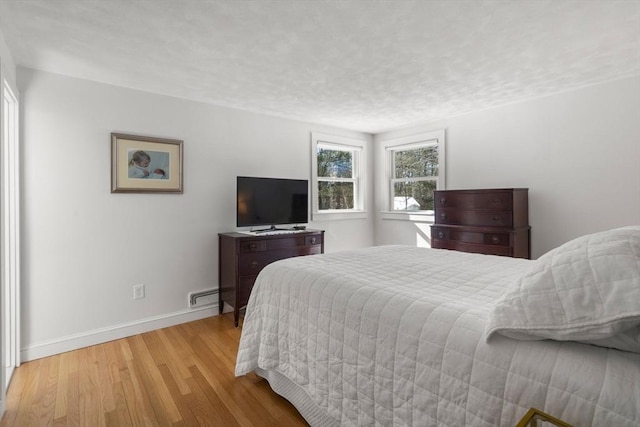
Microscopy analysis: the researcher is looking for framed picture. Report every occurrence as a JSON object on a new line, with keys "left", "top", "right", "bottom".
{"left": 111, "top": 133, "right": 183, "bottom": 193}
{"left": 515, "top": 408, "right": 573, "bottom": 427}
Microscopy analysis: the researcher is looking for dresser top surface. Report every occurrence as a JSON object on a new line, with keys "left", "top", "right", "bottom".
{"left": 219, "top": 229, "right": 324, "bottom": 239}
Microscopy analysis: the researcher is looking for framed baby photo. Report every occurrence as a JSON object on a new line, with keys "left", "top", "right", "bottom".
{"left": 111, "top": 133, "right": 183, "bottom": 193}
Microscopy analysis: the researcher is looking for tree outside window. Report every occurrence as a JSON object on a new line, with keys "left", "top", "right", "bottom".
{"left": 383, "top": 130, "right": 445, "bottom": 217}
{"left": 311, "top": 133, "right": 367, "bottom": 220}
{"left": 392, "top": 145, "right": 438, "bottom": 211}
{"left": 317, "top": 147, "right": 355, "bottom": 210}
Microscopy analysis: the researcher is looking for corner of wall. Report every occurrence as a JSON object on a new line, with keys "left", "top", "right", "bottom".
{"left": 0, "top": 27, "right": 17, "bottom": 84}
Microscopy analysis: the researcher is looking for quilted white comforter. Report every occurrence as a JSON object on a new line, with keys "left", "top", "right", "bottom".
{"left": 235, "top": 246, "right": 640, "bottom": 426}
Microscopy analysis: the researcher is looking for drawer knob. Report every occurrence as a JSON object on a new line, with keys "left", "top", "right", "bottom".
{"left": 310, "top": 237, "right": 316, "bottom": 244}
{"left": 437, "top": 231, "right": 444, "bottom": 239}
{"left": 440, "top": 212, "right": 447, "bottom": 220}
{"left": 491, "top": 235, "right": 500, "bottom": 243}
{"left": 249, "top": 243, "right": 258, "bottom": 249}
{"left": 439, "top": 197, "right": 446, "bottom": 204}
{"left": 492, "top": 215, "right": 503, "bottom": 222}
{"left": 492, "top": 199, "right": 502, "bottom": 205}
{"left": 250, "top": 261, "right": 259, "bottom": 269}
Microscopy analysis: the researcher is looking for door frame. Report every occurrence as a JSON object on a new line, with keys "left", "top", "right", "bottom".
{"left": 0, "top": 64, "right": 20, "bottom": 418}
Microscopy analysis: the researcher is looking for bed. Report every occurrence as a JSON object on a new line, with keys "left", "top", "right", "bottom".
{"left": 235, "top": 226, "right": 640, "bottom": 426}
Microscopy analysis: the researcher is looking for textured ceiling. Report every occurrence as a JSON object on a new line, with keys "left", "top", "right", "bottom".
{"left": 1, "top": 0, "right": 639, "bottom": 133}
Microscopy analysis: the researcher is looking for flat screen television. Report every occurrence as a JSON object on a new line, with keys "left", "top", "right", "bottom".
{"left": 236, "top": 176, "right": 309, "bottom": 230}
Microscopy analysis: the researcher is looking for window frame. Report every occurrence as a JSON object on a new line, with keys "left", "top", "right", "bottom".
{"left": 381, "top": 130, "right": 445, "bottom": 222}
{"left": 311, "top": 132, "right": 367, "bottom": 221}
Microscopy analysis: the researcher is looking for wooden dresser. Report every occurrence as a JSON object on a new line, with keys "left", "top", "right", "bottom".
{"left": 218, "top": 230, "right": 324, "bottom": 326}
{"left": 430, "top": 188, "right": 530, "bottom": 259}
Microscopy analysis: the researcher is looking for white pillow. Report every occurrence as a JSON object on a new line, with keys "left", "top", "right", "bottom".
{"left": 486, "top": 226, "right": 640, "bottom": 352}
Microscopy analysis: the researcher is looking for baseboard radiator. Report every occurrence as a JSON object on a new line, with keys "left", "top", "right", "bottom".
{"left": 189, "top": 288, "right": 219, "bottom": 308}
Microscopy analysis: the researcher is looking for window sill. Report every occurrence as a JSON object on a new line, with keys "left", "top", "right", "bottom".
{"left": 380, "top": 211, "right": 435, "bottom": 223}
{"left": 312, "top": 210, "right": 367, "bottom": 221}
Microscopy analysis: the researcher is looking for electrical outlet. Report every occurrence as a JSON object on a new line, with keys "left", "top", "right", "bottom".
{"left": 133, "top": 284, "right": 145, "bottom": 300}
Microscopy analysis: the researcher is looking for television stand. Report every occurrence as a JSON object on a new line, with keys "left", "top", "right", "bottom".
{"left": 218, "top": 229, "right": 325, "bottom": 327}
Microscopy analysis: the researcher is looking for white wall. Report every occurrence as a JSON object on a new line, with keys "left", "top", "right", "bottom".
{"left": 374, "top": 76, "right": 640, "bottom": 258}
{"left": 18, "top": 68, "right": 373, "bottom": 360}
{"left": 0, "top": 29, "right": 16, "bottom": 83}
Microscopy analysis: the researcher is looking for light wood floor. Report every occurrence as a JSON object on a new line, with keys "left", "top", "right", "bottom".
{"left": 0, "top": 314, "right": 308, "bottom": 426}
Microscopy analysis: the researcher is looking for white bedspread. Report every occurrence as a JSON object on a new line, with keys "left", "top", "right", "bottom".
{"left": 235, "top": 246, "right": 640, "bottom": 426}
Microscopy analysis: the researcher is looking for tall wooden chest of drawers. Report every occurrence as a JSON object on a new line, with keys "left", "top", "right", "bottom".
{"left": 430, "top": 188, "right": 530, "bottom": 259}
{"left": 218, "top": 230, "right": 324, "bottom": 326}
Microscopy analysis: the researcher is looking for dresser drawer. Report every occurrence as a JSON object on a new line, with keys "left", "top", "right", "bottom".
{"left": 238, "top": 246, "right": 322, "bottom": 276}
{"left": 483, "top": 232, "right": 510, "bottom": 246}
{"left": 239, "top": 240, "right": 267, "bottom": 253}
{"left": 238, "top": 252, "right": 281, "bottom": 275}
{"left": 432, "top": 226, "right": 510, "bottom": 247}
{"left": 265, "top": 234, "right": 323, "bottom": 251}
{"left": 432, "top": 240, "right": 513, "bottom": 257}
{"left": 436, "top": 208, "right": 512, "bottom": 227}
{"left": 435, "top": 192, "right": 513, "bottom": 210}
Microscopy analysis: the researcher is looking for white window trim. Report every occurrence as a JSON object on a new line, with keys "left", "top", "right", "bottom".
{"left": 311, "top": 133, "right": 367, "bottom": 221}
{"left": 380, "top": 129, "right": 445, "bottom": 222}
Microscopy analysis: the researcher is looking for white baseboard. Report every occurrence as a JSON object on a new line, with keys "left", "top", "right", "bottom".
{"left": 20, "top": 304, "right": 228, "bottom": 362}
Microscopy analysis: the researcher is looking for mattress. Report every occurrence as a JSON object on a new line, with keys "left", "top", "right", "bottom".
{"left": 235, "top": 245, "right": 640, "bottom": 426}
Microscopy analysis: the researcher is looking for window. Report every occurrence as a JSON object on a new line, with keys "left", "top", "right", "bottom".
{"left": 382, "top": 130, "right": 445, "bottom": 220}
{"left": 311, "top": 133, "right": 367, "bottom": 220}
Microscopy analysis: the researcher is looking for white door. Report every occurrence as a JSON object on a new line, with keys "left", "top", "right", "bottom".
{"left": 1, "top": 74, "right": 20, "bottom": 416}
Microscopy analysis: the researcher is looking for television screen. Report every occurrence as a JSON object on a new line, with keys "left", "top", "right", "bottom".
{"left": 237, "top": 176, "right": 309, "bottom": 228}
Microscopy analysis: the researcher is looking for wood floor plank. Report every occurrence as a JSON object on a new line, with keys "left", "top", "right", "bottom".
{"left": 20, "top": 357, "right": 49, "bottom": 426}
{"left": 0, "top": 314, "right": 307, "bottom": 427}
{"left": 184, "top": 370, "right": 232, "bottom": 426}
{"left": 188, "top": 335, "right": 286, "bottom": 426}
{"left": 54, "top": 351, "right": 70, "bottom": 420}
{"left": 127, "top": 334, "right": 182, "bottom": 424}
{"left": 37, "top": 353, "right": 59, "bottom": 426}
{"left": 104, "top": 380, "right": 133, "bottom": 427}
{"left": 121, "top": 356, "right": 161, "bottom": 427}
{"left": 162, "top": 323, "right": 199, "bottom": 370}
{"left": 190, "top": 323, "right": 299, "bottom": 423}
{"left": 103, "top": 340, "right": 125, "bottom": 385}
{"left": 154, "top": 328, "right": 192, "bottom": 395}
{"left": 52, "top": 415, "right": 67, "bottom": 426}
{"left": 95, "top": 343, "right": 117, "bottom": 414}
{"left": 119, "top": 338, "right": 134, "bottom": 362}
{"left": 176, "top": 336, "right": 257, "bottom": 426}
{"left": 65, "top": 350, "right": 81, "bottom": 427}
{"left": 78, "top": 346, "right": 104, "bottom": 427}
{"left": 173, "top": 322, "right": 297, "bottom": 427}
{"left": 156, "top": 364, "right": 201, "bottom": 427}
